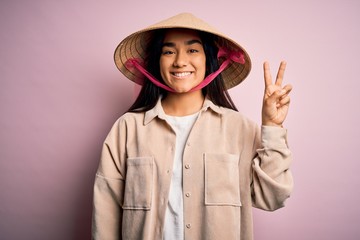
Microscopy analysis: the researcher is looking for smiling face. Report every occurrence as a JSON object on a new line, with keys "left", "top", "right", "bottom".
{"left": 159, "top": 29, "right": 206, "bottom": 93}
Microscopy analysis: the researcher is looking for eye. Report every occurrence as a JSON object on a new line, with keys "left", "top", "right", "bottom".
{"left": 162, "top": 50, "right": 174, "bottom": 55}
{"left": 189, "top": 49, "right": 199, "bottom": 53}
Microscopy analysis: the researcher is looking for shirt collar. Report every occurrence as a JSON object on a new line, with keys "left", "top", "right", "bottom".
{"left": 144, "top": 97, "right": 224, "bottom": 125}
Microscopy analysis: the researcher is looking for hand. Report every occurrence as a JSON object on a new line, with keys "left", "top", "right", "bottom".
{"left": 262, "top": 61, "right": 292, "bottom": 127}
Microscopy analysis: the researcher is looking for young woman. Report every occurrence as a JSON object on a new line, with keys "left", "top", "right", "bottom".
{"left": 92, "top": 13, "right": 293, "bottom": 240}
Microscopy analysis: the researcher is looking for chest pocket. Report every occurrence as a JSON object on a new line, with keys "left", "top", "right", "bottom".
{"left": 122, "top": 157, "right": 153, "bottom": 210}
{"left": 204, "top": 153, "right": 242, "bottom": 206}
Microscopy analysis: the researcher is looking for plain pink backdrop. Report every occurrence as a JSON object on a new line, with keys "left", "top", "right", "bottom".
{"left": 1, "top": 0, "right": 359, "bottom": 239}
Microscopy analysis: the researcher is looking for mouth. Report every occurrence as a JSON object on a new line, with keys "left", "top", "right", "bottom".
{"left": 171, "top": 71, "right": 192, "bottom": 78}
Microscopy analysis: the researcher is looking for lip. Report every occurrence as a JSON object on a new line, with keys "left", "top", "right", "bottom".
{"left": 171, "top": 71, "right": 192, "bottom": 78}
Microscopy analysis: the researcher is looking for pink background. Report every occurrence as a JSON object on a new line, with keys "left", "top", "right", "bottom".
{"left": 1, "top": 0, "right": 359, "bottom": 239}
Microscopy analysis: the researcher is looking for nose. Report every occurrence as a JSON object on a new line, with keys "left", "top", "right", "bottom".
{"left": 173, "top": 50, "right": 188, "bottom": 67}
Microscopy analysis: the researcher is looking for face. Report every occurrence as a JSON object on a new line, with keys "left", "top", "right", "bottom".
{"left": 159, "top": 29, "right": 206, "bottom": 93}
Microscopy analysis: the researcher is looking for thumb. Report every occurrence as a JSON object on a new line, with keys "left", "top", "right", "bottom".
{"left": 267, "top": 89, "right": 286, "bottom": 104}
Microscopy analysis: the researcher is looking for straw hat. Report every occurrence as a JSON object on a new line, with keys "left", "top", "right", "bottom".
{"left": 114, "top": 12, "right": 251, "bottom": 89}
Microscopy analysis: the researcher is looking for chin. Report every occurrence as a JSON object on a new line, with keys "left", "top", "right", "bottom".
{"left": 172, "top": 89, "right": 189, "bottom": 94}
{"left": 168, "top": 85, "right": 191, "bottom": 93}
{"left": 172, "top": 82, "right": 203, "bottom": 93}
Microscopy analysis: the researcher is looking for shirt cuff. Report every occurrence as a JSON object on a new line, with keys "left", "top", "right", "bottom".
{"left": 261, "top": 126, "right": 288, "bottom": 148}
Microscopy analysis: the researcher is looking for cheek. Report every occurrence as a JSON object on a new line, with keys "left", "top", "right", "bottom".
{"left": 159, "top": 58, "right": 167, "bottom": 77}
{"left": 159, "top": 58, "right": 173, "bottom": 84}
{"left": 159, "top": 58, "right": 164, "bottom": 71}
{"left": 197, "top": 56, "right": 207, "bottom": 76}
{"left": 159, "top": 57, "right": 172, "bottom": 70}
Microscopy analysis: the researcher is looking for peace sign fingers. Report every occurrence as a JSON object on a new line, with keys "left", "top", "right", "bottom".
{"left": 263, "top": 61, "right": 287, "bottom": 88}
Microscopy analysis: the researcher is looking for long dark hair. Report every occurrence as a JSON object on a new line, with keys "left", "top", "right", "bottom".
{"left": 127, "top": 29, "right": 238, "bottom": 112}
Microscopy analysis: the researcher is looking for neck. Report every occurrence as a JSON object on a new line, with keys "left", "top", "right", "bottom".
{"left": 161, "top": 90, "right": 205, "bottom": 116}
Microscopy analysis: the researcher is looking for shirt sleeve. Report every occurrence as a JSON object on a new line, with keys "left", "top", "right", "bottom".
{"left": 92, "top": 119, "right": 126, "bottom": 240}
{"left": 251, "top": 125, "right": 294, "bottom": 211}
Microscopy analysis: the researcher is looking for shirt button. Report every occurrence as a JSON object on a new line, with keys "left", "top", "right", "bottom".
{"left": 185, "top": 192, "right": 191, "bottom": 197}
{"left": 185, "top": 164, "right": 190, "bottom": 169}
{"left": 186, "top": 142, "right": 190, "bottom": 147}
{"left": 186, "top": 223, "right": 191, "bottom": 229}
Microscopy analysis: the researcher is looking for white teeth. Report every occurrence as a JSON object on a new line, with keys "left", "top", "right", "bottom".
{"left": 173, "top": 72, "right": 191, "bottom": 77}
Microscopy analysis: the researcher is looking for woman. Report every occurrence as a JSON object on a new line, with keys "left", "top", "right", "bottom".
{"left": 92, "top": 13, "right": 293, "bottom": 240}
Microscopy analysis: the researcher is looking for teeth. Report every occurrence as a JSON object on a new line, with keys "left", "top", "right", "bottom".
{"left": 173, "top": 72, "right": 191, "bottom": 77}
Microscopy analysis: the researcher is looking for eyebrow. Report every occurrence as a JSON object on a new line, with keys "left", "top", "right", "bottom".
{"left": 162, "top": 39, "right": 203, "bottom": 48}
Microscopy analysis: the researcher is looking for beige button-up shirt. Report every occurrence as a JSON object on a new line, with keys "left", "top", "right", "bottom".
{"left": 92, "top": 98, "right": 293, "bottom": 240}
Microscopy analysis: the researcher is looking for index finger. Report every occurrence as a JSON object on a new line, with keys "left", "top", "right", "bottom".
{"left": 263, "top": 61, "right": 272, "bottom": 87}
{"left": 275, "top": 61, "right": 287, "bottom": 86}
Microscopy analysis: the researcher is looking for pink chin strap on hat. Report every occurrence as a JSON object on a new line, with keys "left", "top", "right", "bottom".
{"left": 125, "top": 47, "right": 245, "bottom": 93}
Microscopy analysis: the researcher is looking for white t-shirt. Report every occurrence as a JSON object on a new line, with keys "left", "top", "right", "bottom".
{"left": 163, "top": 112, "right": 199, "bottom": 240}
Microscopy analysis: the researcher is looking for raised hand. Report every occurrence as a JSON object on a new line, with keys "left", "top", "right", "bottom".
{"left": 262, "top": 61, "right": 292, "bottom": 127}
